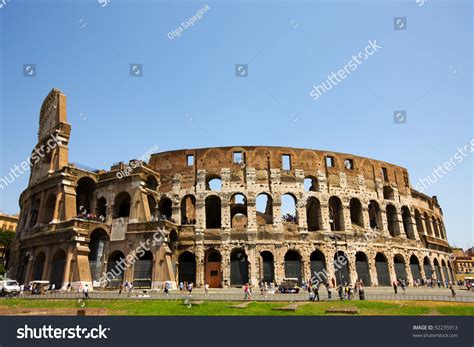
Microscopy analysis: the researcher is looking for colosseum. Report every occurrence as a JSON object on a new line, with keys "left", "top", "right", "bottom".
{"left": 9, "top": 88, "right": 454, "bottom": 290}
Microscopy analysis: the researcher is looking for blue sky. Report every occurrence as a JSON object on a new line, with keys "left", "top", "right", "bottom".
{"left": 0, "top": 0, "right": 472, "bottom": 248}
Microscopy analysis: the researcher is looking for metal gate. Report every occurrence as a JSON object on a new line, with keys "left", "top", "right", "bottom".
{"left": 394, "top": 263, "right": 407, "bottom": 282}
{"left": 262, "top": 261, "right": 274, "bottom": 283}
{"left": 376, "top": 261, "right": 391, "bottom": 286}
{"left": 334, "top": 260, "right": 350, "bottom": 285}
{"left": 410, "top": 264, "right": 421, "bottom": 282}
{"left": 435, "top": 266, "right": 442, "bottom": 282}
{"left": 133, "top": 260, "right": 153, "bottom": 288}
{"left": 179, "top": 261, "right": 196, "bottom": 284}
{"left": 231, "top": 259, "right": 249, "bottom": 285}
{"left": 355, "top": 261, "right": 371, "bottom": 286}
{"left": 424, "top": 264, "right": 433, "bottom": 279}
{"left": 442, "top": 266, "right": 449, "bottom": 283}
{"left": 285, "top": 261, "right": 302, "bottom": 282}
{"left": 310, "top": 260, "right": 326, "bottom": 282}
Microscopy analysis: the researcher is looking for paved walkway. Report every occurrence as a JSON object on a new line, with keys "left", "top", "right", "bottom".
{"left": 8, "top": 287, "right": 474, "bottom": 303}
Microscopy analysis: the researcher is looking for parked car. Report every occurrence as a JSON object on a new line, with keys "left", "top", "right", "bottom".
{"left": 278, "top": 278, "right": 300, "bottom": 294}
{"left": 0, "top": 279, "right": 20, "bottom": 296}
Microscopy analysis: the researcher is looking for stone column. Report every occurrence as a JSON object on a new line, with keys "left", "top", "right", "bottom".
{"left": 246, "top": 196, "right": 257, "bottom": 231}
{"left": 195, "top": 198, "right": 205, "bottom": 230}
{"left": 62, "top": 246, "right": 74, "bottom": 289}
{"left": 221, "top": 199, "right": 230, "bottom": 231}
{"left": 320, "top": 202, "right": 330, "bottom": 231}
{"left": 247, "top": 245, "right": 258, "bottom": 286}
{"left": 343, "top": 202, "right": 353, "bottom": 231}
{"left": 195, "top": 245, "right": 204, "bottom": 287}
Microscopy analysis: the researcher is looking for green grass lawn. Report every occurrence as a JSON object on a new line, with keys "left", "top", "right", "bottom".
{"left": 1, "top": 299, "right": 474, "bottom": 316}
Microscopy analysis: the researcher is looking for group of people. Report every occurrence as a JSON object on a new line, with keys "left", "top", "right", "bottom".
{"left": 118, "top": 281, "right": 134, "bottom": 296}
{"left": 303, "top": 278, "right": 366, "bottom": 301}
{"left": 178, "top": 281, "right": 194, "bottom": 295}
{"left": 76, "top": 206, "right": 105, "bottom": 222}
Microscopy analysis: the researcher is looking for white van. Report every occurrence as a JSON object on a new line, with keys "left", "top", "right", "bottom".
{"left": 0, "top": 279, "right": 20, "bottom": 295}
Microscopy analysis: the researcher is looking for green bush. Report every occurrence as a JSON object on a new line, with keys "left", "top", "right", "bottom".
{"left": 0, "top": 263, "right": 5, "bottom": 276}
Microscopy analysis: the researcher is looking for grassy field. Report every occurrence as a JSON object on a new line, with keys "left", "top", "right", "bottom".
{"left": 1, "top": 299, "right": 474, "bottom": 316}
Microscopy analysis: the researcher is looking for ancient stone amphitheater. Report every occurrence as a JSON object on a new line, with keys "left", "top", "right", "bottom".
{"left": 9, "top": 89, "right": 453, "bottom": 289}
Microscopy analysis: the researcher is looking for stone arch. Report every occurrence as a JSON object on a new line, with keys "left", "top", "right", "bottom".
{"left": 205, "top": 195, "right": 221, "bottom": 229}
{"left": 50, "top": 249, "right": 66, "bottom": 289}
{"left": 281, "top": 193, "right": 298, "bottom": 224}
{"left": 414, "top": 209, "right": 424, "bottom": 236}
{"left": 431, "top": 216, "right": 440, "bottom": 238}
{"left": 306, "top": 197, "right": 322, "bottom": 231}
{"left": 32, "top": 251, "right": 46, "bottom": 281}
{"left": 401, "top": 206, "right": 415, "bottom": 239}
{"left": 230, "top": 193, "right": 247, "bottom": 229}
{"left": 114, "top": 192, "right": 131, "bottom": 218}
{"left": 134, "top": 251, "right": 153, "bottom": 288}
{"left": 368, "top": 200, "right": 382, "bottom": 230}
{"left": 328, "top": 196, "right": 344, "bottom": 231}
{"left": 205, "top": 249, "right": 222, "bottom": 288}
{"left": 158, "top": 196, "right": 172, "bottom": 220}
{"left": 76, "top": 177, "right": 96, "bottom": 215}
{"left": 40, "top": 193, "right": 56, "bottom": 224}
{"left": 424, "top": 212, "right": 433, "bottom": 236}
{"left": 304, "top": 175, "right": 319, "bottom": 192}
{"left": 106, "top": 250, "right": 126, "bottom": 288}
{"left": 256, "top": 193, "right": 273, "bottom": 226}
{"left": 230, "top": 248, "right": 249, "bottom": 286}
{"left": 349, "top": 198, "right": 364, "bottom": 228}
{"left": 178, "top": 251, "right": 196, "bottom": 284}
{"left": 145, "top": 175, "right": 158, "bottom": 190}
{"left": 375, "top": 252, "right": 391, "bottom": 286}
{"left": 88, "top": 228, "right": 109, "bottom": 284}
{"left": 423, "top": 256, "right": 433, "bottom": 279}
{"left": 433, "top": 258, "right": 442, "bottom": 281}
{"left": 409, "top": 255, "right": 421, "bottom": 283}
{"left": 181, "top": 194, "right": 196, "bottom": 225}
{"left": 260, "top": 251, "right": 275, "bottom": 283}
{"left": 441, "top": 259, "right": 449, "bottom": 284}
{"left": 334, "top": 251, "right": 350, "bottom": 285}
{"left": 310, "top": 250, "right": 326, "bottom": 283}
{"left": 393, "top": 254, "right": 407, "bottom": 282}
{"left": 285, "top": 250, "right": 302, "bottom": 283}
{"left": 355, "top": 252, "right": 371, "bottom": 286}
{"left": 386, "top": 204, "right": 400, "bottom": 237}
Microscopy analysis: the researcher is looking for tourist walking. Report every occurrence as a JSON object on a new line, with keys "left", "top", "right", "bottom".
{"left": 449, "top": 284, "right": 456, "bottom": 297}
{"left": 83, "top": 284, "right": 89, "bottom": 299}
{"left": 393, "top": 281, "right": 398, "bottom": 294}
{"left": 204, "top": 283, "right": 209, "bottom": 296}
{"left": 359, "top": 283, "right": 365, "bottom": 300}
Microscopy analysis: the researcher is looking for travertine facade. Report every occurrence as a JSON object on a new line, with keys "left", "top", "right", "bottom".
{"left": 8, "top": 89, "right": 454, "bottom": 289}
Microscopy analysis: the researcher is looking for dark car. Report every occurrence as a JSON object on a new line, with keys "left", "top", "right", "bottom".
{"left": 279, "top": 278, "right": 300, "bottom": 293}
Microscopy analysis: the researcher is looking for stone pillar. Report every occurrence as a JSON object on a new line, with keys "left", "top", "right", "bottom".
{"left": 396, "top": 212, "right": 406, "bottom": 238}
{"left": 405, "top": 261, "right": 413, "bottom": 285}
{"left": 272, "top": 200, "right": 283, "bottom": 231}
{"left": 195, "top": 245, "right": 204, "bottom": 287}
{"left": 195, "top": 198, "right": 205, "bottom": 230}
{"left": 348, "top": 253, "right": 357, "bottom": 284}
{"left": 368, "top": 257, "right": 378, "bottom": 286}
{"left": 42, "top": 249, "right": 53, "bottom": 281}
{"left": 247, "top": 244, "right": 258, "bottom": 286}
{"left": 380, "top": 207, "right": 389, "bottom": 236}
{"left": 246, "top": 196, "right": 257, "bottom": 231}
{"left": 320, "top": 202, "right": 330, "bottom": 231}
{"left": 221, "top": 247, "right": 230, "bottom": 287}
{"left": 62, "top": 247, "right": 74, "bottom": 289}
{"left": 342, "top": 201, "right": 353, "bottom": 231}
{"left": 221, "top": 199, "right": 230, "bottom": 231}
{"left": 362, "top": 207, "right": 371, "bottom": 232}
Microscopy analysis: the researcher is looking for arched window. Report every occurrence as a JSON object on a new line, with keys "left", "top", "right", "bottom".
{"left": 393, "top": 254, "right": 407, "bottom": 281}
{"left": 147, "top": 195, "right": 157, "bottom": 220}
{"left": 205, "top": 195, "right": 221, "bottom": 229}
{"left": 206, "top": 175, "right": 222, "bottom": 191}
{"left": 306, "top": 197, "right": 322, "bottom": 231}
{"left": 410, "top": 255, "right": 421, "bottom": 283}
{"left": 334, "top": 251, "right": 350, "bottom": 285}
{"left": 328, "top": 196, "right": 344, "bottom": 231}
{"left": 158, "top": 197, "right": 172, "bottom": 220}
{"left": 386, "top": 204, "right": 399, "bottom": 237}
{"left": 424, "top": 212, "right": 433, "bottom": 236}
{"left": 260, "top": 251, "right": 275, "bottom": 283}
{"left": 114, "top": 192, "right": 131, "bottom": 218}
{"left": 355, "top": 252, "right": 371, "bottom": 286}
{"left": 285, "top": 250, "right": 302, "bottom": 283}
{"left": 304, "top": 176, "right": 319, "bottom": 192}
{"left": 40, "top": 194, "right": 56, "bottom": 224}
{"left": 414, "top": 210, "right": 424, "bottom": 235}
{"left": 96, "top": 197, "right": 107, "bottom": 219}
{"left": 431, "top": 217, "right": 440, "bottom": 238}
{"left": 76, "top": 177, "right": 96, "bottom": 215}
{"left": 349, "top": 198, "right": 364, "bottom": 228}
{"left": 134, "top": 251, "right": 153, "bottom": 288}
{"left": 230, "top": 193, "right": 247, "bottom": 230}
{"left": 181, "top": 195, "right": 196, "bottom": 225}
{"left": 383, "top": 186, "right": 394, "bottom": 200}
{"left": 256, "top": 193, "right": 273, "bottom": 226}
{"left": 146, "top": 175, "right": 158, "bottom": 190}
{"left": 178, "top": 252, "right": 196, "bottom": 284}
{"left": 401, "top": 206, "right": 415, "bottom": 239}
{"left": 281, "top": 194, "right": 297, "bottom": 224}
{"left": 50, "top": 249, "right": 66, "bottom": 289}
{"left": 368, "top": 200, "right": 382, "bottom": 230}
{"left": 375, "top": 253, "right": 391, "bottom": 286}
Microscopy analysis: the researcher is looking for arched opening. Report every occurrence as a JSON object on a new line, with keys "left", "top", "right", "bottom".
{"left": 328, "top": 196, "right": 344, "bottom": 231}
{"left": 438, "top": 219, "right": 446, "bottom": 240}
{"left": 281, "top": 194, "right": 297, "bottom": 224}
{"left": 424, "top": 213, "right": 433, "bottom": 236}
{"left": 383, "top": 186, "right": 394, "bottom": 200}
{"left": 146, "top": 175, "right": 158, "bottom": 190}
{"left": 181, "top": 195, "right": 196, "bottom": 225}
{"left": 410, "top": 255, "right": 421, "bottom": 283}
{"left": 205, "top": 195, "right": 221, "bottom": 228}
{"left": 29, "top": 198, "right": 41, "bottom": 227}
{"left": 206, "top": 175, "right": 222, "bottom": 191}
{"left": 147, "top": 195, "right": 157, "bottom": 220}
{"left": 355, "top": 252, "right": 371, "bottom": 286}
{"left": 386, "top": 204, "right": 400, "bottom": 237}
{"left": 76, "top": 177, "right": 96, "bottom": 215}
{"left": 433, "top": 258, "right": 442, "bottom": 281}
{"left": 414, "top": 210, "right": 424, "bottom": 236}
{"left": 96, "top": 197, "right": 107, "bottom": 219}
{"left": 230, "top": 193, "right": 247, "bottom": 230}
{"left": 256, "top": 193, "right": 273, "bottom": 226}
{"left": 349, "top": 198, "right": 364, "bottom": 228}
{"left": 306, "top": 197, "right": 322, "bottom": 231}
{"left": 32, "top": 252, "right": 46, "bottom": 281}
{"left": 133, "top": 251, "right": 153, "bottom": 288}
{"left": 50, "top": 249, "right": 66, "bottom": 289}
{"left": 375, "top": 253, "right": 391, "bottom": 286}
{"left": 431, "top": 217, "right": 440, "bottom": 238}
{"left": 114, "top": 192, "right": 131, "bottom": 218}
{"left": 304, "top": 176, "right": 319, "bottom": 192}
{"left": 40, "top": 194, "right": 56, "bottom": 224}
{"left": 88, "top": 228, "right": 109, "bottom": 285}
{"left": 230, "top": 249, "right": 249, "bottom": 286}
{"left": 205, "top": 250, "right": 222, "bottom": 288}
{"left": 260, "top": 251, "right": 275, "bottom": 283}
{"left": 178, "top": 252, "right": 196, "bottom": 284}
{"left": 334, "top": 251, "right": 350, "bottom": 285}
{"left": 285, "top": 250, "right": 302, "bottom": 283}
{"left": 401, "top": 206, "right": 415, "bottom": 239}
{"left": 106, "top": 251, "right": 126, "bottom": 288}
{"left": 158, "top": 197, "right": 172, "bottom": 220}
{"left": 393, "top": 254, "right": 407, "bottom": 282}
{"left": 423, "top": 257, "right": 433, "bottom": 279}
{"left": 368, "top": 200, "right": 382, "bottom": 230}
{"left": 168, "top": 230, "right": 178, "bottom": 252}
{"left": 441, "top": 259, "right": 449, "bottom": 284}
{"left": 310, "top": 250, "right": 326, "bottom": 283}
